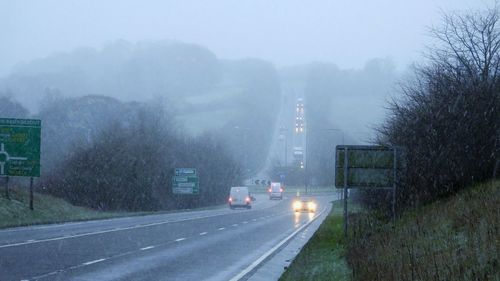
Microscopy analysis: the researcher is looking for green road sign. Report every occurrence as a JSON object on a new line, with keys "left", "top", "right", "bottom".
{"left": 335, "top": 145, "right": 395, "bottom": 188}
{"left": 172, "top": 168, "right": 199, "bottom": 194}
{"left": 175, "top": 168, "right": 197, "bottom": 176}
{"left": 0, "top": 118, "right": 41, "bottom": 177}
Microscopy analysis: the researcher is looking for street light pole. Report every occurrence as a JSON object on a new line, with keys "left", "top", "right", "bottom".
{"left": 235, "top": 126, "right": 249, "bottom": 176}
{"left": 279, "top": 127, "right": 289, "bottom": 187}
{"left": 304, "top": 127, "right": 344, "bottom": 195}
{"left": 279, "top": 127, "right": 288, "bottom": 167}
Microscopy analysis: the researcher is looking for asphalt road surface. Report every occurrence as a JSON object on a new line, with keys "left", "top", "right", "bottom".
{"left": 0, "top": 193, "right": 336, "bottom": 281}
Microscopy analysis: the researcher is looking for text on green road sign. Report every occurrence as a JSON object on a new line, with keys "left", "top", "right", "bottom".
{"left": 335, "top": 146, "right": 396, "bottom": 188}
{"left": 0, "top": 118, "right": 41, "bottom": 177}
{"left": 172, "top": 168, "right": 199, "bottom": 194}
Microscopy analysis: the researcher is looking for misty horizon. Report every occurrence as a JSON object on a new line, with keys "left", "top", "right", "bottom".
{"left": 1, "top": 0, "right": 484, "bottom": 77}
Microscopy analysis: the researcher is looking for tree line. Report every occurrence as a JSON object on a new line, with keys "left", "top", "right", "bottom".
{"left": 376, "top": 6, "right": 500, "bottom": 210}
{"left": 0, "top": 95, "right": 243, "bottom": 211}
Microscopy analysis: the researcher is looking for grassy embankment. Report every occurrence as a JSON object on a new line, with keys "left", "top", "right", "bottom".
{"left": 280, "top": 201, "right": 351, "bottom": 281}
{"left": 280, "top": 181, "right": 499, "bottom": 281}
{"left": 347, "top": 180, "right": 499, "bottom": 281}
{"left": 0, "top": 187, "right": 143, "bottom": 229}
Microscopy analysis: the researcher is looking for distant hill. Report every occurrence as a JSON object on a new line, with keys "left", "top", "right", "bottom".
{"left": 0, "top": 40, "right": 281, "bottom": 175}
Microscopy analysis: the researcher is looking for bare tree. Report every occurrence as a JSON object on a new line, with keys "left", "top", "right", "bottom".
{"left": 377, "top": 6, "right": 500, "bottom": 208}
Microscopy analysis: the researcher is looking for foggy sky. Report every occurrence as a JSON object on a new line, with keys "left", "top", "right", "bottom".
{"left": 1, "top": 0, "right": 489, "bottom": 76}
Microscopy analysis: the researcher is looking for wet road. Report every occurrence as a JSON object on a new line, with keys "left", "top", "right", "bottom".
{"left": 0, "top": 193, "right": 335, "bottom": 281}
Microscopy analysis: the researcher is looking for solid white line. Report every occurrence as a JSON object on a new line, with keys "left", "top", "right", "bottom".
{"left": 218, "top": 227, "right": 225, "bottom": 230}
{"left": 175, "top": 238, "right": 186, "bottom": 242}
{"left": 229, "top": 208, "right": 326, "bottom": 281}
{"left": 140, "top": 246, "right": 155, "bottom": 251}
{"left": 82, "top": 258, "right": 106, "bottom": 266}
{"left": 199, "top": 232, "right": 208, "bottom": 236}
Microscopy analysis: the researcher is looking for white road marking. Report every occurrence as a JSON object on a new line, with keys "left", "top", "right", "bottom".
{"left": 175, "top": 238, "right": 186, "bottom": 242}
{"left": 218, "top": 227, "right": 225, "bottom": 230}
{"left": 140, "top": 246, "right": 155, "bottom": 251}
{"left": 232, "top": 224, "right": 238, "bottom": 227}
{"left": 199, "top": 232, "right": 208, "bottom": 236}
{"left": 242, "top": 221, "right": 248, "bottom": 224}
{"left": 252, "top": 219, "right": 257, "bottom": 222}
{"left": 229, "top": 207, "right": 326, "bottom": 281}
{"left": 0, "top": 212, "right": 236, "bottom": 249}
{"left": 82, "top": 258, "right": 106, "bottom": 266}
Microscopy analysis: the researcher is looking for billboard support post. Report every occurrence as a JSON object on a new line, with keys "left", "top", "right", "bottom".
{"left": 335, "top": 145, "right": 398, "bottom": 237}
{"left": 30, "top": 177, "right": 34, "bottom": 210}
{"left": 343, "top": 147, "right": 348, "bottom": 237}
{"left": 392, "top": 148, "right": 397, "bottom": 224}
{"left": 4, "top": 176, "right": 9, "bottom": 200}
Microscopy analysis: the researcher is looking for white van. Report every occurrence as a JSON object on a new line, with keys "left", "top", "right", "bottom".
{"left": 268, "top": 182, "right": 283, "bottom": 200}
{"left": 228, "top": 186, "right": 252, "bottom": 209}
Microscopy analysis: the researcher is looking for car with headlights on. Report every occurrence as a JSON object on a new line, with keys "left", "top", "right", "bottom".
{"left": 293, "top": 196, "right": 317, "bottom": 213}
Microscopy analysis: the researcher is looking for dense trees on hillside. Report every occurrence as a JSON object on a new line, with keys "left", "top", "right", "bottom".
{"left": 377, "top": 6, "right": 500, "bottom": 208}
{"left": 41, "top": 98, "right": 242, "bottom": 211}
{"left": 0, "top": 95, "right": 29, "bottom": 118}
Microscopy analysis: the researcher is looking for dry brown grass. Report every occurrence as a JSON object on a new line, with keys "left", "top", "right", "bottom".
{"left": 347, "top": 181, "right": 499, "bottom": 281}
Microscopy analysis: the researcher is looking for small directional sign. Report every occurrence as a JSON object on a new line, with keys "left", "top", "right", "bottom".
{"left": 172, "top": 168, "right": 199, "bottom": 194}
{"left": 175, "top": 168, "right": 196, "bottom": 176}
{"left": 0, "top": 118, "right": 41, "bottom": 177}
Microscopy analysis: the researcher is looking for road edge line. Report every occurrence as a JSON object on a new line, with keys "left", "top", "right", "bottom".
{"left": 229, "top": 208, "right": 327, "bottom": 281}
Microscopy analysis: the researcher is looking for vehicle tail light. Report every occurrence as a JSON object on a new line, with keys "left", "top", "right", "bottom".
{"left": 228, "top": 197, "right": 232, "bottom": 202}
{"left": 268, "top": 188, "right": 272, "bottom": 192}
{"left": 280, "top": 188, "right": 283, "bottom": 192}
{"left": 245, "top": 197, "right": 250, "bottom": 202}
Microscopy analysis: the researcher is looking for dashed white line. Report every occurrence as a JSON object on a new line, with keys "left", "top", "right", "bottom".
{"left": 232, "top": 224, "right": 238, "bottom": 227}
{"left": 140, "top": 246, "right": 155, "bottom": 251}
{"left": 199, "top": 232, "right": 208, "bottom": 236}
{"left": 175, "top": 238, "right": 186, "bottom": 242}
{"left": 242, "top": 221, "right": 248, "bottom": 224}
{"left": 0, "top": 212, "right": 235, "bottom": 249}
{"left": 252, "top": 219, "right": 257, "bottom": 222}
{"left": 82, "top": 258, "right": 106, "bottom": 266}
{"left": 218, "top": 227, "right": 225, "bottom": 230}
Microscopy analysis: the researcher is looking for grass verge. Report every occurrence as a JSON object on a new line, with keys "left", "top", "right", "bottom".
{"left": 347, "top": 180, "right": 499, "bottom": 281}
{"left": 280, "top": 201, "right": 351, "bottom": 281}
{"left": 0, "top": 187, "right": 142, "bottom": 229}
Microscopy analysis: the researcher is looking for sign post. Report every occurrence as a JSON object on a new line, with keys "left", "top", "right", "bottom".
{"left": 335, "top": 145, "right": 398, "bottom": 236}
{"left": 343, "top": 147, "right": 348, "bottom": 237}
{"left": 0, "top": 118, "right": 41, "bottom": 209}
{"left": 172, "top": 168, "right": 199, "bottom": 195}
